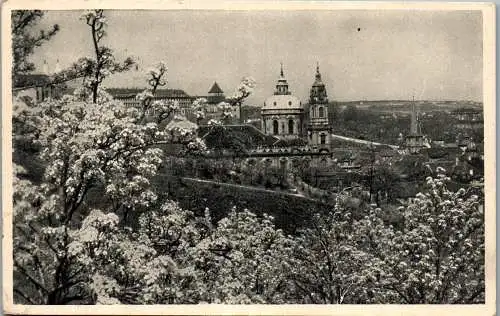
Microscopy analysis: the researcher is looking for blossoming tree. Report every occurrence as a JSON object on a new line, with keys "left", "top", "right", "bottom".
{"left": 12, "top": 9, "right": 484, "bottom": 306}
{"left": 226, "top": 76, "right": 256, "bottom": 124}
{"left": 368, "top": 171, "right": 485, "bottom": 303}
{"left": 11, "top": 10, "right": 59, "bottom": 84}
{"left": 12, "top": 10, "right": 203, "bottom": 304}
{"left": 290, "top": 170, "right": 485, "bottom": 304}
{"left": 68, "top": 10, "right": 135, "bottom": 103}
{"left": 288, "top": 207, "right": 389, "bottom": 304}
{"left": 13, "top": 84, "right": 203, "bottom": 303}
{"left": 185, "top": 209, "right": 295, "bottom": 304}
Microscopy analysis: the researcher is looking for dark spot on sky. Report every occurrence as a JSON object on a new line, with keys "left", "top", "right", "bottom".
{"left": 357, "top": 27, "right": 361, "bottom": 32}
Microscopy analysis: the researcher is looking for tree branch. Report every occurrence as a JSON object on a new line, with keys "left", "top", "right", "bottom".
{"left": 14, "top": 259, "right": 49, "bottom": 294}
{"left": 12, "top": 11, "right": 37, "bottom": 34}
{"left": 13, "top": 288, "right": 38, "bottom": 305}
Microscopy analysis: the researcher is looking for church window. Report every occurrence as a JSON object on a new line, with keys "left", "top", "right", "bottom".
{"left": 319, "top": 106, "right": 325, "bottom": 118}
{"left": 273, "top": 120, "right": 279, "bottom": 135}
{"left": 288, "top": 101, "right": 292, "bottom": 106}
{"left": 280, "top": 159, "right": 287, "bottom": 168}
{"left": 288, "top": 119, "right": 294, "bottom": 134}
{"left": 320, "top": 133, "right": 326, "bottom": 144}
{"left": 273, "top": 101, "right": 277, "bottom": 106}
{"left": 321, "top": 158, "right": 327, "bottom": 167}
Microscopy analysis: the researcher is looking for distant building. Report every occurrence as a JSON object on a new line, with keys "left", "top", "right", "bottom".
{"left": 207, "top": 81, "right": 225, "bottom": 105}
{"left": 337, "top": 156, "right": 361, "bottom": 172}
{"left": 12, "top": 59, "right": 73, "bottom": 104}
{"left": 107, "top": 83, "right": 241, "bottom": 123}
{"left": 261, "top": 64, "right": 304, "bottom": 140}
{"left": 13, "top": 74, "right": 60, "bottom": 104}
{"left": 107, "top": 88, "right": 194, "bottom": 116}
{"left": 195, "top": 82, "right": 240, "bottom": 122}
{"left": 451, "top": 107, "right": 483, "bottom": 129}
{"left": 200, "top": 82, "right": 226, "bottom": 115}
{"left": 456, "top": 134, "right": 483, "bottom": 162}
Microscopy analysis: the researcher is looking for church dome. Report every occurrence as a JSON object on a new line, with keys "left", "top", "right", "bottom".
{"left": 263, "top": 94, "right": 302, "bottom": 110}
{"left": 262, "top": 64, "right": 302, "bottom": 111}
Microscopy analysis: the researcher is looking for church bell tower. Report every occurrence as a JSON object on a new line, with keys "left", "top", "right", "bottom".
{"left": 307, "top": 63, "right": 331, "bottom": 148}
{"left": 404, "top": 97, "right": 427, "bottom": 154}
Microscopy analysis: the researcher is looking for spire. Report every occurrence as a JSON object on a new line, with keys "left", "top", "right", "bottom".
{"left": 410, "top": 96, "right": 420, "bottom": 135}
{"left": 275, "top": 63, "right": 290, "bottom": 95}
{"left": 312, "top": 62, "right": 324, "bottom": 86}
{"left": 309, "top": 62, "right": 328, "bottom": 104}
{"left": 315, "top": 62, "right": 322, "bottom": 83}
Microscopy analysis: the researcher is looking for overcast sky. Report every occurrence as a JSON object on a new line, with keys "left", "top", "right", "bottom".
{"left": 30, "top": 9, "right": 483, "bottom": 103}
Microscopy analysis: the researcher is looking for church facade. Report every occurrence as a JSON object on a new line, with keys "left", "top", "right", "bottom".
{"left": 261, "top": 64, "right": 332, "bottom": 148}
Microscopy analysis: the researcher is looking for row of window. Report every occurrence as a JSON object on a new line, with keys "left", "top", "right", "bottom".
{"left": 311, "top": 106, "right": 325, "bottom": 118}
{"left": 270, "top": 103, "right": 326, "bottom": 119}
{"left": 308, "top": 133, "right": 327, "bottom": 144}
{"left": 273, "top": 100, "right": 294, "bottom": 106}
{"left": 272, "top": 119, "right": 295, "bottom": 135}
{"left": 269, "top": 119, "right": 327, "bottom": 144}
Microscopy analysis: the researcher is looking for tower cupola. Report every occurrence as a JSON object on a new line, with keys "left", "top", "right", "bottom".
{"left": 274, "top": 63, "right": 291, "bottom": 95}
{"left": 309, "top": 63, "right": 328, "bottom": 104}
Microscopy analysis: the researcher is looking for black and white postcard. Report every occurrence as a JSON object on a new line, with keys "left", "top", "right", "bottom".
{"left": 2, "top": 1, "right": 496, "bottom": 315}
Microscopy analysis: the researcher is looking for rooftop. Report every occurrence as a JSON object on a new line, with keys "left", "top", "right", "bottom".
{"left": 208, "top": 82, "right": 224, "bottom": 94}
{"left": 199, "top": 124, "right": 280, "bottom": 148}
{"left": 106, "top": 88, "right": 192, "bottom": 99}
{"left": 451, "top": 107, "right": 482, "bottom": 114}
{"left": 263, "top": 94, "right": 302, "bottom": 110}
{"left": 13, "top": 74, "right": 52, "bottom": 89}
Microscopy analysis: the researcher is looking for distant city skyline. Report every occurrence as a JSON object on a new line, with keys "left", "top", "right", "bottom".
{"left": 30, "top": 10, "right": 483, "bottom": 103}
